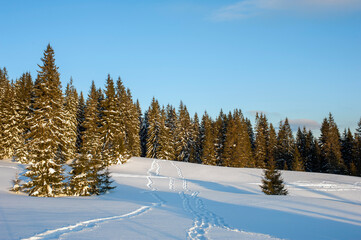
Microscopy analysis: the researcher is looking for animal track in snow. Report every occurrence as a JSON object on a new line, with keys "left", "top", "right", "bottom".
{"left": 170, "top": 161, "right": 241, "bottom": 240}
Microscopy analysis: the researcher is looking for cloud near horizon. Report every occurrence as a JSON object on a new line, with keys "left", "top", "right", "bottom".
{"left": 212, "top": 0, "right": 361, "bottom": 20}
{"left": 288, "top": 118, "right": 321, "bottom": 131}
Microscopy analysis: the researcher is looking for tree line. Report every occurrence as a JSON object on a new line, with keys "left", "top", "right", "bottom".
{"left": 0, "top": 45, "right": 360, "bottom": 196}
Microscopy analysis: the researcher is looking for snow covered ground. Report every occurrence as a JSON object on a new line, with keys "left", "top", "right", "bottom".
{"left": 1, "top": 157, "right": 361, "bottom": 240}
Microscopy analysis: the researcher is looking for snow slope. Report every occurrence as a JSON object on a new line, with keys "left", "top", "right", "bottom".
{"left": 1, "top": 157, "right": 361, "bottom": 240}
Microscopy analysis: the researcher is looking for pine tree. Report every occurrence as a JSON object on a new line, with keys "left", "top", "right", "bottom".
{"left": 319, "top": 113, "right": 345, "bottom": 174}
{"left": 267, "top": 123, "right": 277, "bottom": 165}
{"left": 13, "top": 73, "right": 33, "bottom": 163}
{"left": 354, "top": 118, "right": 361, "bottom": 176}
{"left": 164, "top": 104, "right": 177, "bottom": 160}
{"left": 70, "top": 81, "right": 109, "bottom": 195}
{"left": 146, "top": 98, "right": 162, "bottom": 159}
{"left": 175, "top": 102, "right": 193, "bottom": 162}
{"left": 76, "top": 92, "right": 86, "bottom": 152}
{"left": 157, "top": 106, "right": 174, "bottom": 160}
{"left": 125, "top": 88, "right": 141, "bottom": 157}
{"left": 223, "top": 110, "right": 253, "bottom": 167}
{"left": 292, "top": 147, "right": 304, "bottom": 171}
{"left": 190, "top": 113, "right": 202, "bottom": 163}
{"left": 140, "top": 110, "right": 148, "bottom": 157}
{"left": 275, "top": 118, "right": 294, "bottom": 170}
{"left": 254, "top": 113, "right": 269, "bottom": 168}
{"left": 341, "top": 128, "right": 355, "bottom": 175}
{"left": 101, "top": 75, "right": 125, "bottom": 165}
{"left": 62, "top": 78, "right": 79, "bottom": 163}
{"left": 213, "top": 110, "right": 227, "bottom": 165}
{"left": 200, "top": 112, "right": 217, "bottom": 165}
{"left": 260, "top": 158, "right": 288, "bottom": 195}
{"left": 21, "top": 44, "right": 66, "bottom": 197}
{"left": 0, "top": 79, "right": 19, "bottom": 159}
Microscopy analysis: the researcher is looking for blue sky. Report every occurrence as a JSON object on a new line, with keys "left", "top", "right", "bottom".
{"left": 1, "top": 0, "right": 361, "bottom": 134}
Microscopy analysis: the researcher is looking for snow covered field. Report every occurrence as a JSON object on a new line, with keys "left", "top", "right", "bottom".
{"left": 1, "top": 157, "right": 361, "bottom": 240}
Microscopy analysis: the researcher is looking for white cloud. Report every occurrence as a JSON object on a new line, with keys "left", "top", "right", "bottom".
{"left": 288, "top": 118, "right": 321, "bottom": 131}
{"left": 212, "top": 0, "right": 361, "bottom": 20}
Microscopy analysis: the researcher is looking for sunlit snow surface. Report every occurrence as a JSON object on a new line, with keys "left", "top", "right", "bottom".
{"left": 1, "top": 158, "right": 361, "bottom": 240}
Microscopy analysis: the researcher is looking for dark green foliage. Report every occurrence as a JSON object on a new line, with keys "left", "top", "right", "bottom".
{"left": 341, "top": 129, "right": 355, "bottom": 175}
{"left": 254, "top": 113, "right": 269, "bottom": 168}
{"left": 175, "top": 102, "right": 193, "bottom": 162}
{"left": 276, "top": 118, "right": 294, "bottom": 170}
{"left": 200, "top": 112, "right": 217, "bottom": 165}
{"left": 21, "top": 44, "right": 66, "bottom": 197}
{"left": 190, "top": 113, "right": 202, "bottom": 163}
{"left": 222, "top": 110, "right": 253, "bottom": 167}
{"left": 319, "top": 113, "right": 345, "bottom": 174}
{"left": 146, "top": 98, "right": 162, "bottom": 158}
{"left": 213, "top": 110, "right": 227, "bottom": 165}
{"left": 261, "top": 158, "right": 288, "bottom": 195}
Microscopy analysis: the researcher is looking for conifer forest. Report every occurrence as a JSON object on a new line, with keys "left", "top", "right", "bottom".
{"left": 1, "top": 45, "right": 361, "bottom": 197}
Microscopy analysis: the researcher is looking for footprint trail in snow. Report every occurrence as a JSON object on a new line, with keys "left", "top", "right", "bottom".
{"left": 170, "top": 161, "right": 242, "bottom": 240}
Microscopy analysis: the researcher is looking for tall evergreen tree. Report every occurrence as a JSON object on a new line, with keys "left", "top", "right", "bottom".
{"left": 146, "top": 98, "right": 162, "bottom": 159}
{"left": 70, "top": 81, "right": 108, "bottom": 195}
{"left": 275, "top": 118, "right": 294, "bottom": 170}
{"left": 354, "top": 118, "right": 361, "bottom": 176}
{"left": 213, "top": 110, "right": 227, "bottom": 165}
{"left": 126, "top": 89, "right": 141, "bottom": 157}
{"left": 190, "top": 113, "right": 202, "bottom": 163}
{"left": 157, "top": 106, "right": 174, "bottom": 160}
{"left": 21, "top": 44, "right": 66, "bottom": 197}
{"left": 254, "top": 113, "right": 269, "bottom": 168}
{"left": 101, "top": 75, "right": 125, "bottom": 165}
{"left": 200, "top": 112, "right": 217, "bottom": 165}
{"left": 13, "top": 73, "right": 33, "bottom": 163}
{"left": 319, "top": 113, "right": 345, "bottom": 174}
{"left": 62, "top": 78, "right": 79, "bottom": 163}
{"left": 175, "top": 102, "right": 193, "bottom": 162}
{"left": 222, "top": 110, "right": 253, "bottom": 168}
{"left": 341, "top": 128, "right": 355, "bottom": 175}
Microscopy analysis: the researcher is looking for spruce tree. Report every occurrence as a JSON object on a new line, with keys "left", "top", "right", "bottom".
{"left": 267, "top": 123, "right": 277, "bottom": 166}
{"left": 21, "top": 44, "right": 66, "bottom": 197}
{"left": 164, "top": 104, "right": 177, "bottom": 160}
{"left": 254, "top": 113, "right": 269, "bottom": 168}
{"left": 146, "top": 98, "right": 162, "bottom": 159}
{"left": 175, "top": 102, "right": 193, "bottom": 162}
{"left": 213, "top": 110, "right": 227, "bottom": 165}
{"left": 354, "top": 118, "right": 361, "bottom": 176}
{"left": 341, "top": 128, "right": 355, "bottom": 175}
{"left": 62, "top": 79, "right": 79, "bottom": 163}
{"left": 0, "top": 79, "right": 18, "bottom": 159}
{"left": 200, "top": 112, "right": 217, "bottom": 165}
{"left": 260, "top": 158, "right": 288, "bottom": 195}
{"left": 319, "top": 113, "right": 345, "bottom": 173}
{"left": 70, "top": 81, "right": 109, "bottom": 195}
{"left": 292, "top": 147, "right": 305, "bottom": 171}
{"left": 13, "top": 73, "right": 33, "bottom": 163}
{"left": 223, "top": 110, "right": 253, "bottom": 167}
{"left": 101, "top": 75, "right": 125, "bottom": 165}
{"left": 157, "top": 106, "right": 174, "bottom": 160}
{"left": 275, "top": 118, "right": 294, "bottom": 170}
{"left": 125, "top": 88, "right": 141, "bottom": 157}
{"left": 189, "top": 112, "right": 201, "bottom": 163}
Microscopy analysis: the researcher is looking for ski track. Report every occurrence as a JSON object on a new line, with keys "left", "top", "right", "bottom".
{"left": 170, "top": 161, "right": 242, "bottom": 240}
{"left": 21, "top": 205, "right": 153, "bottom": 240}
{"left": 22, "top": 159, "right": 165, "bottom": 240}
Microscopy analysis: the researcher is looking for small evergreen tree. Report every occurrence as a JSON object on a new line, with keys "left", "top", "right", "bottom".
{"left": 260, "top": 158, "right": 288, "bottom": 195}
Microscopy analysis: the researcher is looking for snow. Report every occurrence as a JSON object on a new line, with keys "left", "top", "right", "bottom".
{"left": 1, "top": 157, "right": 361, "bottom": 239}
